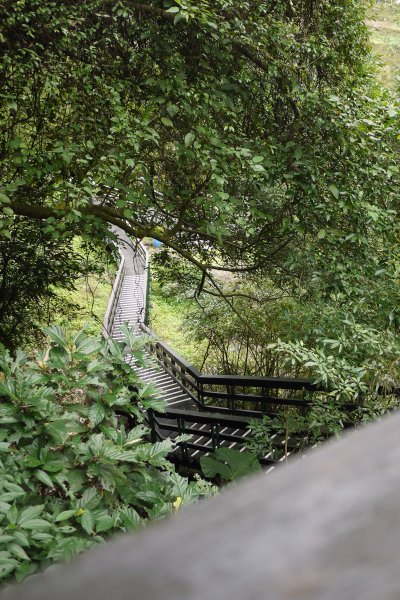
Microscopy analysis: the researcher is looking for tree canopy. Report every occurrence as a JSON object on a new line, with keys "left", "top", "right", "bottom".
{"left": 2, "top": 0, "right": 398, "bottom": 287}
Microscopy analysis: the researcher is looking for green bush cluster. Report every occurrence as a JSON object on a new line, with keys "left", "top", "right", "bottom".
{"left": 0, "top": 325, "right": 214, "bottom": 583}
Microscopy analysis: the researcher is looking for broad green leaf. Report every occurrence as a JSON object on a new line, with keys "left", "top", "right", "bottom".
{"left": 9, "top": 543, "right": 29, "bottom": 561}
{"left": 35, "top": 470, "right": 54, "bottom": 488}
{"left": 120, "top": 507, "right": 142, "bottom": 529}
{"left": 55, "top": 510, "right": 77, "bottom": 522}
{"left": 41, "top": 325, "right": 67, "bottom": 347}
{"left": 12, "top": 531, "right": 29, "bottom": 547}
{"left": 200, "top": 456, "right": 231, "bottom": 480}
{"left": 0, "top": 535, "right": 14, "bottom": 544}
{"left": 215, "top": 448, "right": 260, "bottom": 480}
{"left": 15, "top": 561, "right": 38, "bottom": 583}
{"left": 18, "top": 505, "right": 44, "bottom": 526}
{"left": 45, "top": 421, "right": 69, "bottom": 445}
{"left": 30, "top": 532, "right": 54, "bottom": 541}
{"left": 20, "top": 519, "right": 52, "bottom": 530}
{"left": 89, "top": 402, "right": 106, "bottom": 427}
{"left": 95, "top": 516, "right": 115, "bottom": 533}
{"left": 81, "top": 510, "right": 94, "bottom": 534}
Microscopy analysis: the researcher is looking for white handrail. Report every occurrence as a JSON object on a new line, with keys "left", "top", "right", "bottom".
{"left": 137, "top": 240, "right": 150, "bottom": 324}
{"left": 102, "top": 254, "right": 126, "bottom": 339}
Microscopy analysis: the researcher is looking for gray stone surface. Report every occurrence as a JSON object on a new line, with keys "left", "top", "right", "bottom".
{"left": 3, "top": 410, "right": 400, "bottom": 600}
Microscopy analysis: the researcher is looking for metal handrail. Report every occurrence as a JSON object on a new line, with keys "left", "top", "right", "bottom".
{"left": 136, "top": 240, "right": 151, "bottom": 326}
{"left": 102, "top": 254, "right": 126, "bottom": 339}
{"left": 138, "top": 323, "right": 344, "bottom": 417}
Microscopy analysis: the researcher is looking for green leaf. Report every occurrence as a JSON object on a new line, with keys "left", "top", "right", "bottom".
{"left": 294, "top": 148, "right": 303, "bottom": 160}
{"left": 23, "top": 456, "right": 42, "bottom": 469}
{"left": 30, "top": 532, "right": 53, "bottom": 541}
{"left": 89, "top": 402, "right": 106, "bottom": 427}
{"left": 120, "top": 507, "right": 142, "bottom": 529}
{"left": 161, "top": 117, "right": 173, "bottom": 127}
{"left": 174, "top": 12, "right": 185, "bottom": 25}
{"left": 76, "top": 337, "right": 102, "bottom": 355}
{"left": 252, "top": 155, "right": 264, "bottom": 163}
{"left": 0, "top": 491, "right": 25, "bottom": 502}
{"left": 79, "top": 487, "right": 100, "bottom": 510}
{"left": 35, "top": 470, "right": 54, "bottom": 488}
{"left": 95, "top": 516, "right": 115, "bottom": 533}
{"left": 184, "top": 132, "right": 196, "bottom": 146}
{"left": 20, "top": 519, "right": 52, "bottom": 530}
{"left": 0, "top": 558, "right": 17, "bottom": 579}
{"left": 0, "top": 535, "right": 14, "bottom": 544}
{"left": 41, "top": 324, "right": 67, "bottom": 347}
{"left": 55, "top": 510, "right": 77, "bottom": 522}
{"left": 80, "top": 510, "right": 94, "bottom": 534}
{"left": 45, "top": 421, "right": 69, "bottom": 445}
{"left": 15, "top": 561, "right": 38, "bottom": 583}
{"left": 166, "top": 6, "right": 180, "bottom": 13}
{"left": 215, "top": 448, "right": 260, "bottom": 480}
{"left": 138, "top": 440, "right": 173, "bottom": 466}
{"left": 200, "top": 456, "right": 231, "bottom": 480}
{"left": 57, "top": 526, "right": 76, "bottom": 534}
{"left": 18, "top": 505, "right": 44, "bottom": 526}
{"left": 328, "top": 184, "right": 340, "bottom": 199}
{"left": 9, "top": 543, "right": 29, "bottom": 561}
{"left": 12, "top": 531, "right": 29, "bottom": 547}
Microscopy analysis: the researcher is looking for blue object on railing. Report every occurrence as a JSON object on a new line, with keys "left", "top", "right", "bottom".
{"left": 153, "top": 239, "right": 163, "bottom": 248}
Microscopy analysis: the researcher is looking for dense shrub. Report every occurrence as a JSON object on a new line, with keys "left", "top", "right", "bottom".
{"left": 0, "top": 325, "right": 214, "bottom": 583}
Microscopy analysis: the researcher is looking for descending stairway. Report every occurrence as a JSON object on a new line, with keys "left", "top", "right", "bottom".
{"left": 103, "top": 231, "right": 327, "bottom": 469}
{"left": 108, "top": 231, "right": 198, "bottom": 412}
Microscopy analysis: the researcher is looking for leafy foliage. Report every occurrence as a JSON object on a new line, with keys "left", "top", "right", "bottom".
{"left": 245, "top": 403, "right": 350, "bottom": 463}
{"left": 200, "top": 447, "right": 260, "bottom": 482}
{"left": 0, "top": 326, "right": 214, "bottom": 583}
{"left": 2, "top": 0, "right": 397, "bottom": 283}
{"left": 0, "top": 218, "right": 115, "bottom": 350}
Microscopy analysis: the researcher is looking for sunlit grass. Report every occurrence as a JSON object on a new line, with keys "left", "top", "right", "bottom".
{"left": 150, "top": 281, "right": 206, "bottom": 368}
{"left": 367, "top": 3, "right": 400, "bottom": 87}
{"left": 54, "top": 272, "right": 113, "bottom": 337}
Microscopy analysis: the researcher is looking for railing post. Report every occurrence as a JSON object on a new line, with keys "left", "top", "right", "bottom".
{"left": 198, "top": 380, "right": 205, "bottom": 411}
{"left": 211, "top": 423, "right": 220, "bottom": 451}
{"left": 144, "top": 264, "right": 151, "bottom": 327}
{"left": 177, "top": 416, "right": 188, "bottom": 462}
{"left": 227, "top": 384, "right": 235, "bottom": 411}
{"left": 147, "top": 409, "right": 157, "bottom": 443}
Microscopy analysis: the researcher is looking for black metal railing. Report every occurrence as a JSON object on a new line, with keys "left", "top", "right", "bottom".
{"left": 147, "top": 407, "right": 276, "bottom": 466}
{"left": 139, "top": 324, "right": 349, "bottom": 418}
{"left": 147, "top": 406, "right": 315, "bottom": 467}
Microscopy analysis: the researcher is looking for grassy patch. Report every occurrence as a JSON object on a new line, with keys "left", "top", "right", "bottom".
{"left": 150, "top": 281, "right": 206, "bottom": 367}
{"left": 55, "top": 271, "right": 114, "bottom": 337}
{"left": 367, "top": 3, "right": 400, "bottom": 87}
